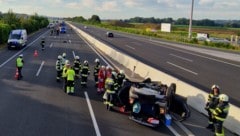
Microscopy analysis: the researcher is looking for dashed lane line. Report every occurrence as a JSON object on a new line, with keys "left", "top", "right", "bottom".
{"left": 36, "top": 61, "right": 45, "bottom": 77}
{"left": 167, "top": 61, "right": 198, "bottom": 76}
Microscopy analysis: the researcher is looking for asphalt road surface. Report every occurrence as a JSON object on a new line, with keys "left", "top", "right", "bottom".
{"left": 0, "top": 27, "right": 235, "bottom": 136}
{"left": 71, "top": 23, "right": 240, "bottom": 107}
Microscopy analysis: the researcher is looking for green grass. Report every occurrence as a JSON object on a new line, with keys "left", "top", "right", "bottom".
{"left": 81, "top": 22, "right": 240, "bottom": 51}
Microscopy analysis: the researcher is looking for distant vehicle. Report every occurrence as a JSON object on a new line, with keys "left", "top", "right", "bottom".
{"left": 106, "top": 32, "right": 114, "bottom": 37}
{"left": 60, "top": 26, "right": 66, "bottom": 33}
{"left": 47, "top": 23, "right": 55, "bottom": 29}
{"left": 197, "top": 33, "right": 209, "bottom": 41}
{"left": 7, "top": 29, "right": 27, "bottom": 50}
{"left": 206, "top": 37, "right": 230, "bottom": 44}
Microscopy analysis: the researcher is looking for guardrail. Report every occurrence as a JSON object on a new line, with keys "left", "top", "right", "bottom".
{"left": 68, "top": 22, "right": 240, "bottom": 135}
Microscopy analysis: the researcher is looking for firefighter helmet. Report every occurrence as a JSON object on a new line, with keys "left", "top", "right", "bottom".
{"left": 58, "top": 55, "right": 62, "bottom": 59}
{"left": 75, "top": 56, "right": 79, "bottom": 60}
{"left": 219, "top": 94, "right": 229, "bottom": 102}
{"left": 211, "top": 84, "right": 220, "bottom": 90}
{"left": 62, "top": 53, "right": 66, "bottom": 58}
{"left": 120, "top": 70, "right": 125, "bottom": 74}
{"left": 95, "top": 58, "right": 99, "bottom": 63}
{"left": 84, "top": 60, "right": 88, "bottom": 64}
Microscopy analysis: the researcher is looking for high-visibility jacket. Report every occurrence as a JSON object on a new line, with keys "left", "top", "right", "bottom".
{"left": 74, "top": 59, "right": 81, "bottom": 70}
{"left": 56, "top": 59, "right": 62, "bottom": 71}
{"left": 105, "top": 77, "right": 115, "bottom": 94}
{"left": 207, "top": 93, "right": 220, "bottom": 110}
{"left": 62, "top": 66, "right": 68, "bottom": 78}
{"left": 81, "top": 65, "right": 90, "bottom": 77}
{"left": 213, "top": 102, "right": 230, "bottom": 121}
{"left": 66, "top": 68, "right": 75, "bottom": 81}
{"left": 16, "top": 57, "right": 24, "bottom": 67}
{"left": 94, "top": 64, "right": 100, "bottom": 76}
{"left": 117, "top": 73, "right": 125, "bottom": 86}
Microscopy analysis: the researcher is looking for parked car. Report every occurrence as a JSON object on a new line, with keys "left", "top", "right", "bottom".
{"left": 7, "top": 29, "right": 27, "bottom": 50}
{"left": 106, "top": 32, "right": 114, "bottom": 37}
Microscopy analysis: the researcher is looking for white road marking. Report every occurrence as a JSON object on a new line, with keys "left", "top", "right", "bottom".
{"left": 166, "top": 125, "right": 181, "bottom": 136}
{"left": 125, "top": 44, "right": 135, "bottom": 50}
{"left": 174, "top": 121, "right": 195, "bottom": 136}
{"left": 84, "top": 91, "right": 101, "bottom": 136}
{"left": 77, "top": 32, "right": 111, "bottom": 67}
{"left": 36, "top": 61, "right": 45, "bottom": 76}
{"left": 72, "top": 51, "right": 76, "bottom": 58}
{"left": 50, "top": 43, "right": 53, "bottom": 48}
{"left": 167, "top": 61, "right": 198, "bottom": 76}
{"left": 150, "top": 39, "right": 240, "bottom": 68}
{"left": 170, "top": 54, "right": 193, "bottom": 62}
{"left": 69, "top": 40, "right": 71, "bottom": 44}
{"left": 0, "top": 31, "right": 49, "bottom": 68}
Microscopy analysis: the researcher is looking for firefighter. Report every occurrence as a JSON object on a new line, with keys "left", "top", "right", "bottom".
{"left": 212, "top": 94, "right": 230, "bottom": 136}
{"left": 73, "top": 56, "right": 81, "bottom": 78}
{"left": 61, "top": 53, "right": 67, "bottom": 68}
{"left": 106, "top": 65, "right": 112, "bottom": 78}
{"left": 117, "top": 70, "right": 126, "bottom": 87}
{"left": 16, "top": 54, "right": 24, "bottom": 80}
{"left": 62, "top": 60, "right": 70, "bottom": 92}
{"left": 66, "top": 66, "right": 75, "bottom": 94}
{"left": 93, "top": 58, "right": 100, "bottom": 87}
{"left": 104, "top": 72, "right": 116, "bottom": 111}
{"left": 56, "top": 55, "right": 63, "bottom": 82}
{"left": 205, "top": 84, "right": 221, "bottom": 130}
{"left": 81, "top": 60, "right": 90, "bottom": 88}
{"left": 41, "top": 37, "right": 45, "bottom": 51}
{"left": 97, "top": 65, "right": 106, "bottom": 93}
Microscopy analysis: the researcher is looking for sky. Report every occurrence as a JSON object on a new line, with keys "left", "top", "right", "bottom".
{"left": 0, "top": 0, "right": 240, "bottom": 20}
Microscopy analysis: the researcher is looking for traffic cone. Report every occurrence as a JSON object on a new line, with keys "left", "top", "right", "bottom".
{"left": 34, "top": 50, "right": 38, "bottom": 57}
{"left": 15, "top": 68, "right": 19, "bottom": 79}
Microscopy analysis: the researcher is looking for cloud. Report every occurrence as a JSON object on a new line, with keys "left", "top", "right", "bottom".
{"left": 96, "top": 1, "right": 119, "bottom": 12}
{"left": 198, "top": 0, "right": 214, "bottom": 5}
{"left": 82, "top": 0, "right": 95, "bottom": 8}
{"left": 123, "top": 0, "right": 142, "bottom": 7}
{"left": 65, "top": 2, "right": 82, "bottom": 9}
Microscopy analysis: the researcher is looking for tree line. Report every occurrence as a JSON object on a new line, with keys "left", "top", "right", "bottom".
{"left": 0, "top": 10, "right": 49, "bottom": 44}
{"left": 124, "top": 17, "right": 240, "bottom": 28}
{"left": 66, "top": 15, "right": 240, "bottom": 28}
{"left": 65, "top": 15, "right": 101, "bottom": 24}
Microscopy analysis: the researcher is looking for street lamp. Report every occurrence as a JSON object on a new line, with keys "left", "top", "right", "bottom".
{"left": 188, "top": 0, "right": 194, "bottom": 39}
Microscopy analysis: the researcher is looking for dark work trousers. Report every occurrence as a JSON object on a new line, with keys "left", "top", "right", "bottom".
{"left": 17, "top": 67, "right": 23, "bottom": 79}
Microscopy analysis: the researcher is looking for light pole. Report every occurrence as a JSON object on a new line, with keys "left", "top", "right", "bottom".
{"left": 188, "top": 0, "right": 194, "bottom": 39}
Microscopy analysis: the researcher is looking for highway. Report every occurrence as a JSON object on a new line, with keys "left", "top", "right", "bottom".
{"left": 71, "top": 22, "right": 240, "bottom": 107}
{"left": 0, "top": 26, "right": 235, "bottom": 136}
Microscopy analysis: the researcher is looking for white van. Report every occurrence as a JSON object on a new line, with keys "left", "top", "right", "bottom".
{"left": 7, "top": 29, "right": 27, "bottom": 49}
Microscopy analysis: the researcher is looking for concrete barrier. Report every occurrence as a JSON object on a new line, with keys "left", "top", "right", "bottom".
{"left": 68, "top": 23, "right": 240, "bottom": 135}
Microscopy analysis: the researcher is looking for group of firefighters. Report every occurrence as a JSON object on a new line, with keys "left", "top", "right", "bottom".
{"left": 55, "top": 53, "right": 126, "bottom": 109}
{"left": 205, "top": 85, "right": 230, "bottom": 136}
{"left": 15, "top": 52, "right": 230, "bottom": 135}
